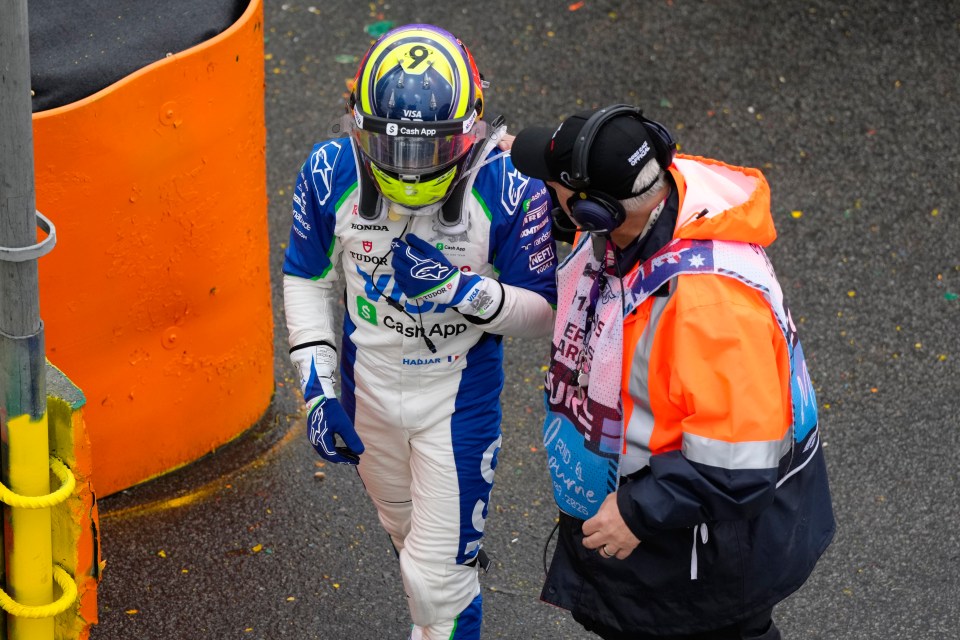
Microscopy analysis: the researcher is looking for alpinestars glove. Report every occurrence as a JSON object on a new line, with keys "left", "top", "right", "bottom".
{"left": 289, "top": 343, "right": 364, "bottom": 465}
{"left": 390, "top": 234, "right": 503, "bottom": 319}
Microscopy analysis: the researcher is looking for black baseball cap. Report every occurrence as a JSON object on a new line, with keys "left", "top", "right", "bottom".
{"left": 511, "top": 107, "right": 662, "bottom": 199}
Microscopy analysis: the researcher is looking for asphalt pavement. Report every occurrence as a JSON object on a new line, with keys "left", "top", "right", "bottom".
{"left": 88, "top": 1, "right": 959, "bottom": 639}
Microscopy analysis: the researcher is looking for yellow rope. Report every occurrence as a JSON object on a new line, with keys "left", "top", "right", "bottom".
{"left": 0, "top": 457, "right": 75, "bottom": 509}
{"left": 0, "top": 458, "right": 81, "bottom": 617}
{"left": 0, "top": 565, "right": 78, "bottom": 618}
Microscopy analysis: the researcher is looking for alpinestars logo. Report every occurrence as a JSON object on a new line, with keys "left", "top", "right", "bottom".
{"left": 310, "top": 141, "right": 342, "bottom": 206}
{"left": 406, "top": 249, "right": 454, "bottom": 281}
{"left": 502, "top": 168, "right": 530, "bottom": 214}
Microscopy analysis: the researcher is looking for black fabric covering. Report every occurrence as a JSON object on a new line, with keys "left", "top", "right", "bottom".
{"left": 29, "top": 0, "right": 249, "bottom": 112}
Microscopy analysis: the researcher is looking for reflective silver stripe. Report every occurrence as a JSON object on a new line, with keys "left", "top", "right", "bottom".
{"left": 682, "top": 431, "right": 784, "bottom": 470}
{"left": 622, "top": 295, "right": 671, "bottom": 476}
{"left": 780, "top": 424, "right": 794, "bottom": 458}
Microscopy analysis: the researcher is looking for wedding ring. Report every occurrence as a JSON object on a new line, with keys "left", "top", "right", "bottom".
{"left": 600, "top": 544, "right": 613, "bottom": 558}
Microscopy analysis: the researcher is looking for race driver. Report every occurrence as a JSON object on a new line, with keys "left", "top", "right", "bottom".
{"left": 281, "top": 24, "right": 557, "bottom": 640}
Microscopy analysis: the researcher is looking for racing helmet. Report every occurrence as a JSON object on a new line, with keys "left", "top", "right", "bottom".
{"left": 347, "top": 24, "right": 487, "bottom": 209}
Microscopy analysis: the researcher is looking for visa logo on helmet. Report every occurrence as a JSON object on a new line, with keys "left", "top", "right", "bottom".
{"left": 628, "top": 141, "right": 651, "bottom": 166}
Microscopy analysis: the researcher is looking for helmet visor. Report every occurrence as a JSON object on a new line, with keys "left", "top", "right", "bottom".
{"left": 342, "top": 109, "right": 486, "bottom": 175}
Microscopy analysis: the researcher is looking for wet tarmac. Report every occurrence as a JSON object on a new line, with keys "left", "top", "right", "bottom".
{"left": 88, "top": 1, "right": 959, "bottom": 639}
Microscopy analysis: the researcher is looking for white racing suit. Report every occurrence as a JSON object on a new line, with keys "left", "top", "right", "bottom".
{"left": 282, "top": 136, "right": 557, "bottom": 639}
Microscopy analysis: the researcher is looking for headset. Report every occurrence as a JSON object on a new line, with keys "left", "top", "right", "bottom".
{"left": 562, "top": 104, "right": 677, "bottom": 234}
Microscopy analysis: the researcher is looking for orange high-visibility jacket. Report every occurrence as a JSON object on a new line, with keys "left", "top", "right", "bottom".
{"left": 621, "top": 155, "right": 788, "bottom": 481}
{"left": 542, "top": 156, "right": 835, "bottom": 635}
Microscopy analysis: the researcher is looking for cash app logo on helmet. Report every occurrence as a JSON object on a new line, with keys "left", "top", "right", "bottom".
{"left": 350, "top": 24, "right": 486, "bottom": 208}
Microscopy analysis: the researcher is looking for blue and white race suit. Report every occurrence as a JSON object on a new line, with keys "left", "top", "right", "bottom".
{"left": 282, "top": 137, "right": 557, "bottom": 639}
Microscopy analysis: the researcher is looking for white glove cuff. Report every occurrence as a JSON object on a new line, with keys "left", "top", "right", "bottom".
{"left": 290, "top": 343, "right": 338, "bottom": 399}
{"left": 455, "top": 275, "right": 505, "bottom": 321}
{"left": 317, "top": 375, "right": 337, "bottom": 399}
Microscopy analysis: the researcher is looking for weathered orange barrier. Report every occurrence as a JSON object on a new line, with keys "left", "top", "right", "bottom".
{"left": 32, "top": 0, "right": 273, "bottom": 495}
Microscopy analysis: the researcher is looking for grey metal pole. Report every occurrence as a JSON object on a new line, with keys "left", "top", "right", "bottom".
{"left": 0, "top": 0, "right": 41, "bottom": 338}
{"left": 1, "top": 1, "right": 56, "bottom": 638}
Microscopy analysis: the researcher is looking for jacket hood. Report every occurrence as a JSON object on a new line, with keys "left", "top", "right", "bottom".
{"left": 670, "top": 155, "right": 777, "bottom": 247}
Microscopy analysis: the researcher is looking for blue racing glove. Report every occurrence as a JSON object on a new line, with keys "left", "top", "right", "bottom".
{"left": 289, "top": 343, "right": 364, "bottom": 465}
{"left": 390, "top": 234, "right": 503, "bottom": 318}
{"left": 306, "top": 393, "right": 363, "bottom": 465}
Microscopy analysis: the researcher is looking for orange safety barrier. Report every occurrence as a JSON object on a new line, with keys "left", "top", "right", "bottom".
{"left": 32, "top": 0, "right": 273, "bottom": 495}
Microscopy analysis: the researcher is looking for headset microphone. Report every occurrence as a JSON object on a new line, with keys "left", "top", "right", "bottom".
{"left": 550, "top": 205, "right": 578, "bottom": 245}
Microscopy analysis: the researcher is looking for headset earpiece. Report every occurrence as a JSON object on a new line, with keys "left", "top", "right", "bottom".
{"left": 641, "top": 117, "right": 677, "bottom": 172}
{"left": 566, "top": 190, "right": 626, "bottom": 233}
